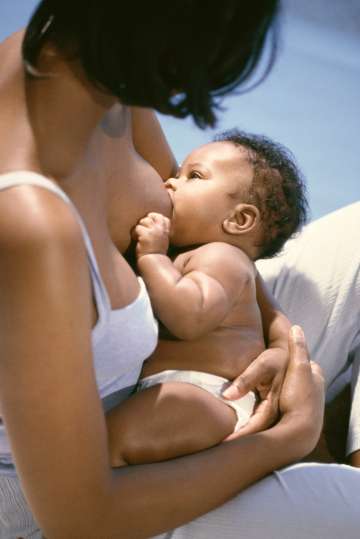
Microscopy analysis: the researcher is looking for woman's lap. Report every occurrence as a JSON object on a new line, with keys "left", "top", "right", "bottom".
{"left": 257, "top": 202, "right": 360, "bottom": 455}
{"left": 154, "top": 463, "right": 360, "bottom": 539}
{"left": 2, "top": 464, "right": 360, "bottom": 539}
{"left": 0, "top": 474, "right": 41, "bottom": 539}
{"left": 256, "top": 201, "right": 360, "bottom": 386}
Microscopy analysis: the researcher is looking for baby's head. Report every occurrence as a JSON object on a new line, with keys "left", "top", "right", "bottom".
{"left": 166, "top": 129, "right": 308, "bottom": 259}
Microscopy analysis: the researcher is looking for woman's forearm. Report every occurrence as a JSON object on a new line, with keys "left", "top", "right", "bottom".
{"left": 81, "top": 415, "right": 311, "bottom": 539}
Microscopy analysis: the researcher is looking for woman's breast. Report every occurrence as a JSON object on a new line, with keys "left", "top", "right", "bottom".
{"left": 92, "top": 278, "right": 159, "bottom": 398}
{"left": 96, "top": 120, "right": 172, "bottom": 253}
{"left": 110, "top": 158, "right": 172, "bottom": 252}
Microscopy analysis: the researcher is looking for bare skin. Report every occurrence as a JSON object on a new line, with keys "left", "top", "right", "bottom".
{"left": 107, "top": 143, "right": 269, "bottom": 465}
{"left": 106, "top": 138, "right": 360, "bottom": 469}
{"left": 0, "top": 31, "right": 327, "bottom": 539}
{"left": 107, "top": 241, "right": 266, "bottom": 465}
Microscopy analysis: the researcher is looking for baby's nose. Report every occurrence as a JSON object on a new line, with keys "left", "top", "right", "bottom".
{"left": 165, "top": 178, "right": 177, "bottom": 190}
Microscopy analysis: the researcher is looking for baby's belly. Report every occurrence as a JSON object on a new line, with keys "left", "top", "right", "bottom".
{"left": 141, "top": 328, "right": 265, "bottom": 381}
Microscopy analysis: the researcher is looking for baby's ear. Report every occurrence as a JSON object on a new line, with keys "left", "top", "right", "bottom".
{"left": 222, "top": 203, "right": 260, "bottom": 236}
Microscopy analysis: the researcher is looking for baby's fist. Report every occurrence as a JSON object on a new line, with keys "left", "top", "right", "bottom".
{"left": 135, "top": 212, "right": 170, "bottom": 257}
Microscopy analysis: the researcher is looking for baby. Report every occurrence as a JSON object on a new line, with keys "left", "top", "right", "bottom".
{"left": 106, "top": 129, "right": 308, "bottom": 466}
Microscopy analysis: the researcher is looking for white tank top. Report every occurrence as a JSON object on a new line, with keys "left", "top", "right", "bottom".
{"left": 0, "top": 171, "right": 158, "bottom": 464}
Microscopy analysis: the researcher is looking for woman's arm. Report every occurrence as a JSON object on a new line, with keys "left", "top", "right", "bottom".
{"left": 0, "top": 189, "right": 323, "bottom": 539}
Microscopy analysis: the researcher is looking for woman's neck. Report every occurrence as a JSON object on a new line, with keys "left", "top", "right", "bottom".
{"left": 24, "top": 43, "right": 117, "bottom": 180}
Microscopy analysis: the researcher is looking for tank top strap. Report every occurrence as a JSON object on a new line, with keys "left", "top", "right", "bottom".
{"left": 0, "top": 171, "right": 110, "bottom": 321}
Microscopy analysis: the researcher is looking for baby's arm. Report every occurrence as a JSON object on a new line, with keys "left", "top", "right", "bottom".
{"left": 135, "top": 212, "right": 251, "bottom": 340}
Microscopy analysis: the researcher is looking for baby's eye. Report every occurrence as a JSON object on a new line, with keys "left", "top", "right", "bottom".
{"left": 189, "top": 170, "right": 202, "bottom": 179}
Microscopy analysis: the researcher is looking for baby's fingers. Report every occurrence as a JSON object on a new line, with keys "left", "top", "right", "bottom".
{"left": 147, "top": 212, "right": 165, "bottom": 222}
{"left": 134, "top": 224, "right": 148, "bottom": 238}
{"left": 138, "top": 216, "right": 155, "bottom": 228}
{"left": 147, "top": 213, "right": 170, "bottom": 231}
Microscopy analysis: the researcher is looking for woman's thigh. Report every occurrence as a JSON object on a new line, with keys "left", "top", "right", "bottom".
{"left": 256, "top": 202, "right": 360, "bottom": 388}
{"left": 154, "top": 463, "right": 360, "bottom": 539}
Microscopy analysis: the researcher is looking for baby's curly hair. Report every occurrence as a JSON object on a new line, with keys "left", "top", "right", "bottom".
{"left": 214, "top": 129, "right": 309, "bottom": 259}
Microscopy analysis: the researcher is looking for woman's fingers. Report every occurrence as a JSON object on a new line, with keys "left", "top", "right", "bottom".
{"left": 310, "top": 361, "right": 326, "bottom": 393}
{"left": 288, "top": 326, "right": 324, "bottom": 388}
{"left": 280, "top": 326, "right": 325, "bottom": 418}
{"left": 289, "top": 325, "right": 309, "bottom": 363}
{"left": 310, "top": 360, "right": 323, "bottom": 376}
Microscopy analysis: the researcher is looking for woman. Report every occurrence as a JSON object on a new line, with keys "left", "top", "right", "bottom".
{"left": 0, "top": 2, "right": 359, "bottom": 538}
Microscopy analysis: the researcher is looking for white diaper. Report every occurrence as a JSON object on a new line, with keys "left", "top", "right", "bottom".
{"left": 137, "top": 369, "right": 256, "bottom": 432}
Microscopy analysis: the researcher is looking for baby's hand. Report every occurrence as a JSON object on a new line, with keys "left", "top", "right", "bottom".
{"left": 135, "top": 212, "right": 170, "bottom": 257}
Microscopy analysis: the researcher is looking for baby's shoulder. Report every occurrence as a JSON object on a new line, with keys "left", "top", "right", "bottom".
{"left": 177, "top": 242, "right": 256, "bottom": 282}
{"left": 193, "top": 242, "right": 254, "bottom": 268}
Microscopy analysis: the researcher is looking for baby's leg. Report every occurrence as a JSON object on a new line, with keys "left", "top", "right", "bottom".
{"left": 106, "top": 383, "right": 236, "bottom": 467}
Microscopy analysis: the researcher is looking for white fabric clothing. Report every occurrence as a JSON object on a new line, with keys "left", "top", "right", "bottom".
{"left": 0, "top": 172, "right": 158, "bottom": 465}
{"left": 256, "top": 201, "right": 360, "bottom": 455}
{"left": 153, "top": 463, "right": 360, "bottom": 539}
{"left": 138, "top": 369, "right": 256, "bottom": 431}
{"left": 0, "top": 476, "right": 41, "bottom": 539}
{"left": 0, "top": 172, "right": 158, "bottom": 537}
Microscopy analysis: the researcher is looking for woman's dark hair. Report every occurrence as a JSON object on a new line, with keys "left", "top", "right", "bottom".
{"left": 22, "top": 0, "right": 281, "bottom": 128}
{"left": 215, "top": 129, "right": 308, "bottom": 259}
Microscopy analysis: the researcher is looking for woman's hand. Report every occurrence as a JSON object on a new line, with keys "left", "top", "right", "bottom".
{"left": 223, "top": 271, "right": 291, "bottom": 435}
{"left": 278, "top": 325, "right": 325, "bottom": 453}
{"left": 223, "top": 346, "right": 287, "bottom": 436}
{"left": 226, "top": 326, "right": 325, "bottom": 459}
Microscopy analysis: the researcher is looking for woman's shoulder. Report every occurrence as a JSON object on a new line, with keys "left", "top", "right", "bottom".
{"left": 0, "top": 176, "right": 83, "bottom": 251}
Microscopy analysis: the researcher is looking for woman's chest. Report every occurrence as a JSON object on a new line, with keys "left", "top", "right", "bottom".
{"left": 72, "top": 111, "right": 171, "bottom": 312}
{"left": 85, "top": 108, "right": 171, "bottom": 249}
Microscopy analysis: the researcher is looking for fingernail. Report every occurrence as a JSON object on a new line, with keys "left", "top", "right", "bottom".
{"left": 291, "top": 325, "right": 304, "bottom": 344}
{"left": 222, "top": 385, "right": 240, "bottom": 400}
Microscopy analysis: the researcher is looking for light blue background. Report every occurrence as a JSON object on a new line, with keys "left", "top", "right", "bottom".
{"left": 1, "top": 1, "right": 359, "bottom": 220}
